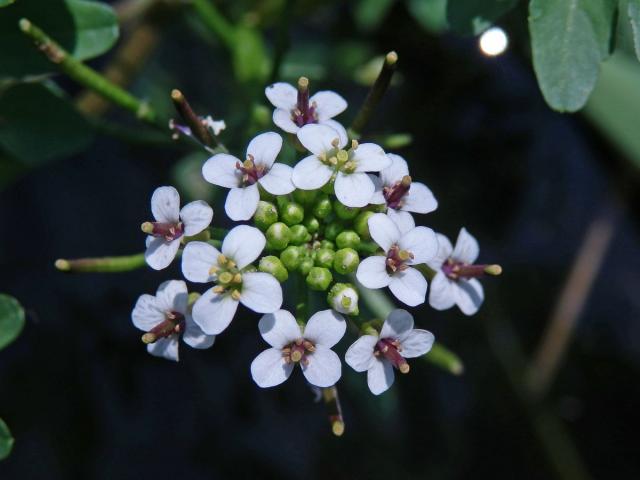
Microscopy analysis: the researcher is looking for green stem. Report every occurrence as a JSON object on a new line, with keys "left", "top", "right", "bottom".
{"left": 18, "top": 18, "right": 160, "bottom": 127}
{"left": 191, "top": 0, "right": 236, "bottom": 49}
{"left": 55, "top": 253, "right": 147, "bottom": 273}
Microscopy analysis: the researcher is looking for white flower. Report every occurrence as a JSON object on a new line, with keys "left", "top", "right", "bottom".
{"left": 356, "top": 213, "right": 438, "bottom": 306}
{"left": 370, "top": 154, "right": 438, "bottom": 229}
{"left": 131, "top": 280, "right": 215, "bottom": 362}
{"left": 292, "top": 124, "right": 391, "bottom": 207}
{"left": 427, "top": 228, "right": 497, "bottom": 316}
{"left": 265, "top": 80, "right": 347, "bottom": 136}
{"left": 202, "top": 132, "right": 294, "bottom": 221}
{"left": 251, "top": 309, "right": 346, "bottom": 388}
{"left": 345, "top": 309, "right": 434, "bottom": 395}
{"left": 181, "top": 225, "right": 283, "bottom": 335}
{"left": 142, "top": 186, "right": 213, "bottom": 271}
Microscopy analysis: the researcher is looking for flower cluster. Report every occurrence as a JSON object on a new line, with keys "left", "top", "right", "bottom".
{"left": 131, "top": 78, "right": 501, "bottom": 397}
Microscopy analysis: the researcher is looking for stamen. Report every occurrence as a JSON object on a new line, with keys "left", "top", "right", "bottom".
{"left": 331, "top": 138, "right": 340, "bottom": 148}
{"left": 217, "top": 254, "right": 227, "bottom": 266}
{"left": 231, "top": 289, "right": 241, "bottom": 301}
{"left": 141, "top": 312, "right": 184, "bottom": 344}
{"left": 351, "top": 139, "right": 359, "bottom": 150}
{"left": 208, "top": 265, "right": 219, "bottom": 275}
{"left": 376, "top": 338, "right": 410, "bottom": 373}
{"left": 212, "top": 285, "right": 225, "bottom": 294}
{"left": 232, "top": 273, "right": 243, "bottom": 283}
{"left": 141, "top": 221, "right": 184, "bottom": 241}
{"left": 141, "top": 222, "right": 154, "bottom": 234}
{"left": 443, "top": 260, "right": 501, "bottom": 280}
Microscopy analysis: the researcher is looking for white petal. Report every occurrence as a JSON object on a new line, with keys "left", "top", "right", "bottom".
{"left": 303, "top": 309, "right": 346, "bottom": 348}
{"left": 246, "top": 132, "right": 282, "bottom": 169}
{"left": 251, "top": 347, "right": 294, "bottom": 388}
{"left": 297, "top": 123, "right": 346, "bottom": 155}
{"left": 291, "top": 155, "right": 334, "bottom": 190}
{"left": 400, "top": 329, "right": 434, "bottom": 358}
{"left": 182, "top": 315, "right": 216, "bottom": 349}
{"left": 352, "top": 143, "right": 390, "bottom": 172}
{"left": 427, "top": 233, "right": 453, "bottom": 270}
{"left": 344, "top": 335, "right": 378, "bottom": 372}
{"left": 380, "top": 154, "right": 409, "bottom": 186}
{"left": 399, "top": 226, "right": 438, "bottom": 265}
{"left": 320, "top": 119, "right": 348, "bottom": 147}
{"left": 240, "top": 272, "right": 283, "bottom": 313}
{"left": 368, "top": 213, "right": 401, "bottom": 252}
{"left": 221, "top": 225, "right": 266, "bottom": 268}
{"left": 428, "top": 271, "right": 456, "bottom": 311}
{"left": 151, "top": 186, "right": 180, "bottom": 223}
{"left": 225, "top": 184, "right": 260, "bottom": 221}
{"left": 356, "top": 256, "right": 392, "bottom": 289}
{"left": 192, "top": 288, "right": 239, "bottom": 335}
{"left": 368, "top": 174, "right": 386, "bottom": 204}
{"left": 387, "top": 209, "right": 415, "bottom": 235}
{"left": 258, "top": 310, "right": 302, "bottom": 349}
{"left": 155, "top": 280, "right": 188, "bottom": 313}
{"left": 302, "top": 346, "right": 342, "bottom": 387}
{"left": 147, "top": 337, "right": 179, "bottom": 362}
{"left": 380, "top": 309, "right": 414, "bottom": 341}
{"left": 310, "top": 90, "right": 347, "bottom": 120}
{"left": 273, "top": 108, "right": 299, "bottom": 133}
{"left": 265, "top": 82, "right": 297, "bottom": 109}
{"left": 452, "top": 227, "right": 480, "bottom": 264}
{"left": 144, "top": 237, "right": 180, "bottom": 270}
{"left": 388, "top": 267, "right": 427, "bottom": 307}
{"left": 180, "top": 200, "right": 213, "bottom": 236}
{"left": 181, "top": 241, "right": 221, "bottom": 283}
{"left": 455, "top": 279, "right": 484, "bottom": 316}
{"left": 202, "top": 154, "right": 242, "bottom": 188}
{"left": 258, "top": 163, "right": 295, "bottom": 195}
{"left": 367, "top": 358, "right": 395, "bottom": 395}
{"left": 334, "top": 172, "right": 375, "bottom": 208}
{"left": 402, "top": 182, "right": 438, "bottom": 214}
{"left": 131, "top": 294, "right": 164, "bottom": 331}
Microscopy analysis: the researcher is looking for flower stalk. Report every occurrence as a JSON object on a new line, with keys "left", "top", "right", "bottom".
{"left": 171, "top": 89, "right": 215, "bottom": 147}
{"left": 322, "top": 386, "right": 345, "bottom": 437}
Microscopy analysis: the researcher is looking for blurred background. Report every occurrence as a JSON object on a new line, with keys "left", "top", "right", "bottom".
{"left": 1, "top": 0, "right": 639, "bottom": 478}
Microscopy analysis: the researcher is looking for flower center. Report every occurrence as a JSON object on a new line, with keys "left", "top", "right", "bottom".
{"left": 385, "top": 244, "right": 413, "bottom": 273}
{"left": 236, "top": 154, "right": 266, "bottom": 186}
{"left": 141, "top": 311, "right": 185, "bottom": 344}
{"left": 292, "top": 76, "right": 318, "bottom": 127}
{"left": 141, "top": 221, "right": 184, "bottom": 241}
{"left": 374, "top": 338, "right": 410, "bottom": 373}
{"left": 383, "top": 175, "right": 412, "bottom": 209}
{"left": 282, "top": 338, "right": 316, "bottom": 365}
{"left": 318, "top": 139, "right": 360, "bottom": 174}
{"left": 441, "top": 259, "right": 502, "bottom": 280}
{"left": 209, "top": 254, "right": 243, "bottom": 300}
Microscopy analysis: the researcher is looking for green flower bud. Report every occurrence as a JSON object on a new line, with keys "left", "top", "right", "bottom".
{"left": 354, "top": 210, "right": 375, "bottom": 240}
{"left": 324, "top": 222, "right": 344, "bottom": 241}
{"left": 280, "top": 246, "right": 303, "bottom": 271}
{"left": 336, "top": 230, "right": 361, "bottom": 249}
{"left": 306, "top": 267, "right": 333, "bottom": 291}
{"left": 303, "top": 216, "right": 320, "bottom": 234}
{"left": 327, "top": 283, "right": 359, "bottom": 315}
{"left": 253, "top": 201, "right": 279, "bottom": 231}
{"left": 293, "top": 189, "right": 318, "bottom": 207}
{"left": 320, "top": 239, "right": 335, "bottom": 250}
{"left": 334, "top": 202, "right": 360, "bottom": 220}
{"left": 266, "top": 222, "right": 291, "bottom": 250}
{"left": 299, "top": 257, "right": 314, "bottom": 276}
{"left": 259, "top": 255, "right": 289, "bottom": 283}
{"left": 315, "top": 248, "right": 335, "bottom": 268}
{"left": 312, "top": 195, "right": 333, "bottom": 219}
{"left": 333, "top": 248, "right": 360, "bottom": 274}
{"left": 281, "top": 201, "right": 304, "bottom": 226}
{"left": 289, "top": 224, "right": 311, "bottom": 245}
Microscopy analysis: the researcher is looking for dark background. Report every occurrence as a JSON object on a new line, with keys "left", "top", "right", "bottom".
{"left": 1, "top": 1, "right": 639, "bottom": 479}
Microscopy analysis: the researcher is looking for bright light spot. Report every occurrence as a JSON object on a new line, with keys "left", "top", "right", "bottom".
{"left": 479, "top": 27, "right": 508, "bottom": 57}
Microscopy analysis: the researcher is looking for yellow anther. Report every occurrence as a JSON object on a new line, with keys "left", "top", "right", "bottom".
{"left": 290, "top": 350, "right": 303, "bottom": 362}
{"left": 343, "top": 160, "right": 356, "bottom": 172}
{"left": 212, "top": 285, "right": 225, "bottom": 294}
{"left": 218, "top": 272, "right": 233, "bottom": 284}
{"left": 401, "top": 175, "right": 412, "bottom": 187}
{"left": 351, "top": 139, "right": 359, "bottom": 150}
{"left": 319, "top": 152, "right": 327, "bottom": 162}
{"left": 141, "top": 222, "right": 154, "bottom": 234}
{"left": 328, "top": 156, "right": 338, "bottom": 166}
{"left": 399, "top": 363, "right": 410, "bottom": 374}
{"left": 331, "top": 138, "right": 340, "bottom": 148}
{"left": 398, "top": 249, "right": 412, "bottom": 261}
{"left": 231, "top": 289, "right": 241, "bottom": 301}
{"left": 484, "top": 264, "right": 503, "bottom": 275}
{"left": 332, "top": 421, "right": 345, "bottom": 437}
{"left": 226, "top": 260, "right": 236, "bottom": 269}
{"left": 243, "top": 158, "right": 253, "bottom": 168}
{"left": 208, "top": 265, "right": 219, "bottom": 275}
{"left": 232, "top": 273, "right": 243, "bottom": 283}
{"left": 217, "top": 254, "right": 227, "bottom": 266}
{"left": 141, "top": 333, "right": 157, "bottom": 344}
{"left": 298, "top": 76, "right": 309, "bottom": 89}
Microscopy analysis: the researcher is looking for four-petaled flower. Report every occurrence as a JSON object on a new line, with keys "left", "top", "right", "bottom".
{"left": 345, "top": 309, "right": 434, "bottom": 395}
{"left": 356, "top": 213, "right": 438, "bottom": 306}
{"left": 182, "top": 225, "right": 283, "bottom": 335}
{"left": 202, "top": 132, "right": 295, "bottom": 221}
{"left": 292, "top": 124, "right": 391, "bottom": 207}
{"left": 251, "top": 309, "right": 346, "bottom": 388}
{"left": 142, "top": 186, "right": 213, "bottom": 270}
{"left": 131, "top": 280, "right": 215, "bottom": 361}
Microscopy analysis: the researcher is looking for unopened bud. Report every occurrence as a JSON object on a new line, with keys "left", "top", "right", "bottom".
{"left": 306, "top": 267, "right": 333, "bottom": 291}
{"left": 354, "top": 211, "right": 374, "bottom": 240}
{"left": 303, "top": 216, "right": 320, "bottom": 234}
{"left": 333, "top": 248, "right": 360, "bottom": 274}
{"left": 280, "top": 246, "right": 303, "bottom": 271}
{"left": 289, "top": 224, "right": 311, "bottom": 245}
{"left": 315, "top": 248, "right": 335, "bottom": 269}
{"left": 266, "top": 222, "right": 291, "bottom": 250}
{"left": 312, "top": 195, "right": 333, "bottom": 219}
{"left": 324, "top": 222, "right": 344, "bottom": 241}
{"left": 254, "top": 201, "right": 278, "bottom": 231}
{"left": 259, "top": 256, "right": 289, "bottom": 283}
{"left": 299, "top": 257, "right": 314, "bottom": 276}
{"left": 281, "top": 202, "right": 305, "bottom": 226}
{"left": 334, "top": 202, "right": 360, "bottom": 220}
{"left": 328, "top": 283, "right": 359, "bottom": 315}
{"left": 293, "top": 189, "right": 318, "bottom": 207}
{"left": 336, "top": 230, "right": 361, "bottom": 249}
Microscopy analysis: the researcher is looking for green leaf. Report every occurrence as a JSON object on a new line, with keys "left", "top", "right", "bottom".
{"left": 232, "top": 26, "right": 270, "bottom": 84}
{"left": 0, "top": 0, "right": 119, "bottom": 79}
{"left": 0, "top": 83, "right": 94, "bottom": 165}
{"left": 446, "top": 0, "right": 517, "bottom": 35}
{"left": 0, "top": 293, "right": 25, "bottom": 351}
{"left": 629, "top": 0, "right": 640, "bottom": 60}
{"left": 407, "top": 0, "right": 448, "bottom": 33}
{"left": 0, "top": 418, "right": 13, "bottom": 461}
{"left": 354, "top": 0, "right": 396, "bottom": 31}
{"left": 0, "top": 0, "right": 16, "bottom": 7}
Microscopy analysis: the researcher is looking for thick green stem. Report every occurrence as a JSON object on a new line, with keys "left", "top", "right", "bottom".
{"left": 55, "top": 254, "right": 147, "bottom": 273}
{"left": 191, "top": 0, "right": 236, "bottom": 49}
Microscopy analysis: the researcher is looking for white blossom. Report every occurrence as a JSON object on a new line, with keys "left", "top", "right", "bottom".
{"left": 356, "top": 213, "right": 438, "bottom": 306}
{"left": 202, "top": 132, "right": 294, "bottom": 221}
{"left": 131, "top": 280, "right": 215, "bottom": 361}
{"left": 345, "top": 309, "right": 434, "bottom": 395}
{"left": 181, "top": 225, "right": 283, "bottom": 335}
{"left": 251, "top": 309, "right": 345, "bottom": 388}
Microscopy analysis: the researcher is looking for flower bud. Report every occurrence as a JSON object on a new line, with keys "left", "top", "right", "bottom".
{"left": 312, "top": 195, "right": 333, "bottom": 219}
{"left": 266, "top": 222, "right": 291, "bottom": 250}
{"left": 289, "top": 224, "right": 311, "bottom": 245}
{"left": 333, "top": 248, "right": 360, "bottom": 274}
{"left": 254, "top": 201, "right": 279, "bottom": 231}
{"left": 259, "top": 255, "right": 289, "bottom": 282}
{"left": 354, "top": 211, "right": 375, "bottom": 240}
{"left": 281, "top": 201, "right": 305, "bottom": 226}
{"left": 280, "top": 246, "right": 303, "bottom": 271}
{"left": 334, "top": 202, "right": 360, "bottom": 220}
{"left": 299, "top": 257, "right": 314, "bottom": 276}
{"left": 327, "top": 283, "right": 359, "bottom": 315}
{"left": 336, "top": 230, "right": 361, "bottom": 249}
{"left": 306, "top": 267, "right": 333, "bottom": 291}
{"left": 303, "top": 215, "right": 320, "bottom": 234}
{"left": 320, "top": 239, "right": 335, "bottom": 250}
{"left": 293, "top": 189, "right": 318, "bottom": 207}
{"left": 324, "top": 222, "right": 344, "bottom": 241}
{"left": 315, "top": 248, "right": 335, "bottom": 268}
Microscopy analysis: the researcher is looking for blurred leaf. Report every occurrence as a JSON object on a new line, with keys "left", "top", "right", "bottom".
{"left": 172, "top": 151, "right": 216, "bottom": 203}
{"left": 0, "top": 418, "right": 13, "bottom": 461}
{"left": 281, "top": 43, "right": 329, "bottom": 80}
{"left": 446, "top": 0, "right": 517, "bottom": 35}
{"left": 232, "top": 26, "right": 270, "bottom": 84}
{"left": 0, "top": 293, "right": 25, "bottom": 351}
{"left": 628, "top": 0, "right": 640, "bottom": 60}
{"left": 354, "top": 0, "right": 396, "bottom": 31}
{"left": 0, "top": 0, "right": 119, "bottom": 79}
{"left": 0, "top": 0, "right": 15, "bottom": 7}
{"left": 0, "top": 83, "right": 94, "bottom": 165}
{"left": 407, "top": 0, "right": 448, "bottom": 33}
